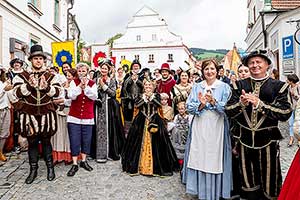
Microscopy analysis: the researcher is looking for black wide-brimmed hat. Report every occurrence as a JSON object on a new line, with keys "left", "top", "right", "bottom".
{"left": 9, "top": 58, "right": 23, "bottom": 68}
{"left": 242, "top": 49, "right": 272, "bottom": 66}
{"left": 130, "top": 59, "right": 141, "bottom": 69}
{"left": 28, "top": 44, "right": 47, "bottom": 60}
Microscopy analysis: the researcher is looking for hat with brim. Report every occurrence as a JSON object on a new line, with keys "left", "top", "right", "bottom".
{"left": 28, "top": 44, "right": 47, "bottom": 60}
{"left": 130, "top": 59, "right": 141, "bottom": 69}
{"left": 242, "top": 49, "right": 271, "bottom": 66}
{"left": 10, "top": 58, "right": 24, "bottom": 68}
{"left": 159, "top": 63, "right": 171, "bottom": 73}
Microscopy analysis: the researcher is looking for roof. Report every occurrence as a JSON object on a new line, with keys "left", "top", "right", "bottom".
{"left": 272, "top": 0, "right": 300, "bottom": 10}
{"left": 134, "top": 5, "right": 158, "bottom": 17}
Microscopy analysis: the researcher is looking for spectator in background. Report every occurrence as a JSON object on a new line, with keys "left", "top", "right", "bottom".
{"left": 286, "top": 74, "right": 300, "bottom": 147}
{"left": 218, "top": 65, "right": 230, "bottom": 84}
{"left": 0, "top": 64, "right": 12, "bottom": 162}
{"left": 157, "top": 63, "right": 176, "bottom": 106}
{"left": 237, "top": 64, "right": 250, "bottom": 80}
{"left": 270, "top": 68, "right": 279, "bottom": 80}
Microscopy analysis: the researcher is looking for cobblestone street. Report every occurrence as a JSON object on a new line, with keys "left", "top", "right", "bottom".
{"left": 0, "top": 122, "right": 298, "bottom": 200}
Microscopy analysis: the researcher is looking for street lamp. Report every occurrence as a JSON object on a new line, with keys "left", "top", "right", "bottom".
{"left": 286, "top": 19, "right": 300, "bottom": 45}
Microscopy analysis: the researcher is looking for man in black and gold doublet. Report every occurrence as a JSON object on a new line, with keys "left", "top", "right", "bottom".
{"left": 226, "top": 76, "right": 292, "bottom": 199}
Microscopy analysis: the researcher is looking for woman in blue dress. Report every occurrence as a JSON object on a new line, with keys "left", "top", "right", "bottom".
{"left": 182, "top": 59, "right": 232, "bottom": 200}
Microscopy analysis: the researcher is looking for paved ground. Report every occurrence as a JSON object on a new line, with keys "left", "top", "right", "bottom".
{"left": 0, "top": 122, "right": 297, "bottom": 200}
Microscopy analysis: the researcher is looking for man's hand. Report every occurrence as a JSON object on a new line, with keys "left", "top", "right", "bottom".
{"left": 240, "top": 89, "right": 249, "bottom": 106}
{"left": 80, "top": 77, "right": 87, "bottom": 90}
{"left": 29, "top": 74, "right": 38, "bottom": 88}
{"left": 39, "top": 75, "right": 48, "bottom": 90}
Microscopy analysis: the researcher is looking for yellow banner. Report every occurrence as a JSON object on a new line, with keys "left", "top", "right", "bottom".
{"left": 231, "top": 48, "right": 241, "bottom": 75}
{"left": 51, "top": 41, "right": 75, "bottom": 72}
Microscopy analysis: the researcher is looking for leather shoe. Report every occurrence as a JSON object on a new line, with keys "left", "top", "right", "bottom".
{"left": 80, "top": 161, "right": 93, "bottom": 171}
{"left": 67, "top": 165, "right": 79, "bottom": 177}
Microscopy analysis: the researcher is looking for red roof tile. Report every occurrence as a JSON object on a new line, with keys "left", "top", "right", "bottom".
{"left": 272, "top": 0, "right": 300, "bottom": 10}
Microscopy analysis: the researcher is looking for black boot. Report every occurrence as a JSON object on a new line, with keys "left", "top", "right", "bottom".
{"left": 45, "top": 157, "right": 55, "bottom": 181}
{"left": 42, "top": 138, "right": 55, "bottom": 181}
{"left": 25, "top": 163, "right": 38, "bottom": 184}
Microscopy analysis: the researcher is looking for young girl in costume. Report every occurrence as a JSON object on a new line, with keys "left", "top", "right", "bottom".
{"left": 170, "top": 101, "right": 189, "bottom": 168}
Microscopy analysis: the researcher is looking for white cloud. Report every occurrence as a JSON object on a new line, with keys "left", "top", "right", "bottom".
{"left": 73, "top": 0, "right": 248, "bottom": 49}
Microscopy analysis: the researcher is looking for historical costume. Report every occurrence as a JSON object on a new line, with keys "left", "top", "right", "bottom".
{"left": 122, "top": 80, "right": 179, "bottom": 176}
{"left": 182, "top": 79, "right": 232, "bottom": 200}
{"left": 66, "top": 63, "right": 97, "bottom": 176}
{"left": 51, "top": 73, "right": 73, "bottom": 164}
{"left": 160, "top": 93, "right": 174, "bottom": 122}
{"left": 0, "top": 65, "right": 12, "bottom": 162}
{"left": 170, "top": 103, "right": 189, "bottom": 163}
{"left": 6, "top": 58, "right": 24, "bottom": 153}
{"left": 171, "top": 84, "right": 192, "bottom": 105}
{"left": 11, "top": 45, "right": 61, "bottom": 184}
{"left": 121, "top": 59, "right": 143, "bottom": 133}
{"left": 157, "top": 63, "right": 176, "bottom": 106}
{"left": 93, "top": 60, "right": 125, "bottom": 163}
{"left": 226, "top": 50, "right": 292, "bottom": 199}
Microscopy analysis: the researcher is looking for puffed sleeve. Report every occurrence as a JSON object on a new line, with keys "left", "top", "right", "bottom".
{"left": 186, "top": 84, "right": 204, "bottom": 116}
{"left": 209, "top": 83, "right": 231, "bottom": 115}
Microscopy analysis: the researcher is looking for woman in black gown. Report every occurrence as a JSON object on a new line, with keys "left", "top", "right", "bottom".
{"left": 122, "top": 78, "right": 179, "bottom": 176}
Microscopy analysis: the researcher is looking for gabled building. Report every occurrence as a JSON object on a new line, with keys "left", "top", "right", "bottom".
{"left": 0, "top": 0, "right": 79, "bottom": 68}
{"left": 245, "top": 0, "right": 300, "bottom": 79}
{"left": 111, "top": 5, "right": 196, "bottom": 71}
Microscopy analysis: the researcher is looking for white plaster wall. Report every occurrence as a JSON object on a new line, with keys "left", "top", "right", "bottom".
{"left": 0, "top": 0, "right": 69, "bottom": 67}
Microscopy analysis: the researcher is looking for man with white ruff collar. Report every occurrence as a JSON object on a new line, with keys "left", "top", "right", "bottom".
{"left": 12, "top": 44, "right": 61, "bottom": 184}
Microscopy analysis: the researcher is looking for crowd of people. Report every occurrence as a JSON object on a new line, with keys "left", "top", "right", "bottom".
{"left": 1, "top": 44, "right": 300, "bottom": 200}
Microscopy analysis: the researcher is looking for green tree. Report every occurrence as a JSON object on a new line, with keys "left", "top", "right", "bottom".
{"left": 106, "top": 33, "right": 123, "bottom": 48}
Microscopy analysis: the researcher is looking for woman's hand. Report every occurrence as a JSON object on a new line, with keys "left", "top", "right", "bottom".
{"left": 205, "top": 90, "right": 215, "bottom": 105}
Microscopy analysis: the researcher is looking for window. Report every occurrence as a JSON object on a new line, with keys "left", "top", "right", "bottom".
{"left": 121, "top": 55, "right": 126, "bottom": 60}
{"left": 167, "top": 54, "right": 174, "bottom": 62}
{"left": 136, "top": 35, "right": 141, "bottom": 41}
{"left": 54, "top": 0, "right": 60, "bottom": 26}
{"left": 148, "top": 54, "right": 154, "bottom": 63}
{"left": 28, "top": 0, "right": 39, "bottom": 7}
{"left": 152, "top": 34, "right": 157, "bottom": 41}
{"left": 29, "top": 34, "right": 40, "bottom": 47}
{"left": 134, "top": 55, "right": 139, "bottom": 60}
{"left": 28, "top": 0, "right": 42, "bottom": 16}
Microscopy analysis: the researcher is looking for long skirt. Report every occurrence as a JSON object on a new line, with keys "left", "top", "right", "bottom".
{"left": 51, "top": 111, "right": 72, "bottom": 163}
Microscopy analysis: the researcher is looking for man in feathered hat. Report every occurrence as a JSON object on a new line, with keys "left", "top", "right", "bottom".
{"left": 157, "top": 63, "right": 176, "bottom": 106}
{"left": 226, "top": 49, "right": 292, "bottom": 199}
{"left": 12, "top": 44, "right": 61, "bottom": 184}
{"left": 121, "top": 59, "right": 143, "bottom": 134}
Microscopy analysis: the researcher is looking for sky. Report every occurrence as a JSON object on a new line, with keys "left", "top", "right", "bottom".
{"left": 73, "top": 0, "right": 248, "bottom": 50}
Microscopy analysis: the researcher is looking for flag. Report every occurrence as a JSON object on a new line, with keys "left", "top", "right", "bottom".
{"left": 231, "top": 47, "right": 241, "bottom": 74}
{"left": 52, "top": 41, "right": 75, "bottom": 72}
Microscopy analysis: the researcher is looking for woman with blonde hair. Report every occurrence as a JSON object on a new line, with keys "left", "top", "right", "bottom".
{"left": 122, "top": 78, "right": 179, "bottom": 176}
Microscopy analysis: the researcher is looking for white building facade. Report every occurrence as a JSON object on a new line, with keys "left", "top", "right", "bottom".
{"left": 0, "top": 0, "right": 78, "bottom": 68}
{"left": 245, "top": 0, "right": 300, "bottom": 80}
{"left": 111, "top": 6, "right": 195, "bottom": 71}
